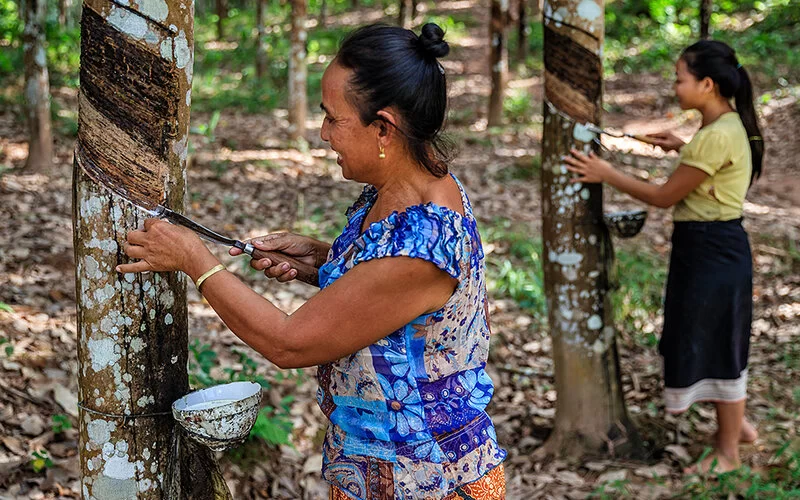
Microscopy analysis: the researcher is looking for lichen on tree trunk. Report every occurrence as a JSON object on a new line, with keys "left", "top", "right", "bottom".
{"left": 536, "top": 0, "right": 641, "bottom": 460}
{"left": 73, "top": 0, "right": 231, "bottom": 497}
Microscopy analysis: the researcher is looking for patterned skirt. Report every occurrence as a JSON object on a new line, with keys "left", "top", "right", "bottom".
{"left": 329, "top": 464, "right": 506, "bottom": 500}
{"left": 659, "top": 219, "right": 753, "bottom": 413}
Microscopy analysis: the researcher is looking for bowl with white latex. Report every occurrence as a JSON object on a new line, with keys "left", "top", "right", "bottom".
{"left": 172, "top": 381, "right": 262, "bottom": 451}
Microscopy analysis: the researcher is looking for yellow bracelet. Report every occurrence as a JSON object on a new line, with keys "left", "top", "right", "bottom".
{"left": 195, "top": 264, "right": 226, "bottom": 292}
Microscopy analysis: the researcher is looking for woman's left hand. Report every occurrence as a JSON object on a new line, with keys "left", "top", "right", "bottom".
{"left": 117, "top": 218, "right": 205, "bottom": 274}
{"left": 563, "top": 148, "right": 614, "bottom": 183}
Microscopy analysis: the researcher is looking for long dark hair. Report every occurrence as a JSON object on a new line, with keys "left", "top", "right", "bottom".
{"left": 681, "top": 40, "right": 764, "bottom": 183}
{"left": 335, "top": 23, "right": 454, "bottom": 177}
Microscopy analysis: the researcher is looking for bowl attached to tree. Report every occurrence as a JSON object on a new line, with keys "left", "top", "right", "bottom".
{"left": 172, "top": 381, "right": 262, "bottom": 451}
{"left": 604, "top": 209, "right": 648, "bottom": 239}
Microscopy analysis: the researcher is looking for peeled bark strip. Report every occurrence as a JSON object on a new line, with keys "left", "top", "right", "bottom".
{"left": 537, "top": 0, "right": 641, "bottom": 459}
{"left": 288, "top": 0, "right": 308, "bottom": 141}
{"left": 488, "top": 0, "right": 508, "bottom": 127}
{"left": 74, "top": 0, "right": 230, "bottom": 497}
{"left": 23, "top": 0, "right": 53, "bottom": 172}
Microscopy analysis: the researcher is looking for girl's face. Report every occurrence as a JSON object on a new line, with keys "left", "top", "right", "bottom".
{"left": 319, "top": 62, "right": 382, "bottom": 183}
{"left": 673, "top": 58, "right": 712, "bottom": 110}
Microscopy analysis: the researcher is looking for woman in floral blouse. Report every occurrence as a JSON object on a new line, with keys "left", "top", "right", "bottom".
{"left": 118, "top": 23, "right": 506, "bottom": 499}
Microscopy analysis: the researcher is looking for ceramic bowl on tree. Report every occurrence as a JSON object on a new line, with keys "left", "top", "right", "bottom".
{"left": 604, "top": 209, "right": 647, "bottom": 239}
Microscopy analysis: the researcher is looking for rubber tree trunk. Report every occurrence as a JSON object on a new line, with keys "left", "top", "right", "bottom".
{"left": 319, "top": 0, "right": 328, "bottom": 26}
{"left": 537, "top": 0, "right": 641, "bottom": 459}
{"left": 700, "top": 0, "right": 712, "bottom": 39}
{"left": 288, "top": 0, "right": 307, "bottom": 141}
{"left": 398, "top": 0, "right": 412, "bottom": 28}
{"left": 73, "top": 0, "right": 231, "bottom": 497}
{"left": 23, "top": 0, "right": 53, "bottom": 172}
{"left": 256, "top": 0, "right": 267, "bottom": 79}
{"left": 488, "top": 0, "right": 509, "bottom": 127}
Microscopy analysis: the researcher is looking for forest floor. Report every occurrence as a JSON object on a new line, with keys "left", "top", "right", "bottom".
{"left": 1, "top": 1, "right": 799, "bottom": 499}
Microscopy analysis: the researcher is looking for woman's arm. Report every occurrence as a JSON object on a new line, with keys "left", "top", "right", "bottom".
{"left": 118, "top": 219, "right": 457, "bottom": 369}
{"left": 564, "top": 149, "right": 708, "bottom": 209}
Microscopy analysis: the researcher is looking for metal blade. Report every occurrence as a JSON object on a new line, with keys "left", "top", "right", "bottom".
{"left": 157, "top": 207, "right": 238, "bottom": 246}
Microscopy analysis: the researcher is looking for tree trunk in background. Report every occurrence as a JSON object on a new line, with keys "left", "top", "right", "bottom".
{"left": 399, "top": 0, "right": 412, "bottom": 28}
{"left": 487, "top": 0, "right": 509, "bottom": 127}
{"left": 320, "top": 0, "right": 328, "bottom": 26}
{"left": 700, "top": 0, "right": 712, "bottom": 39}
{"left": 351, "top": 0, "right": 358, "bottom": 7}
{"left": 256, "top": 0, "right": 267, "bottom": 79}
{"left": 58, "top": 0, "right": 70, "bottom": 26}
{"left": 74, "top": 0, "right": 230, "bottom": 497}
{"left": 537, "top": 0, "right": 641, "bottom": 459}
{"left": 23, "top": 0, "right": 53, "bottom": 172}
{"left": 216, "top": 0, "right": 227, "bottom": 40}
{"left": 518, "top": 0, "right": 529, "bottom": 61}
{"left": 289, "top": 0, "right": 307, "bottom": 141}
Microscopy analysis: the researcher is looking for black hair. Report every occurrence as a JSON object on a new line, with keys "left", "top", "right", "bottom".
{"left": 681, "top": 40, "right": 764, "bottom": 183}
{"left": 335, "top": 23, "right": 454, "bottom": 177}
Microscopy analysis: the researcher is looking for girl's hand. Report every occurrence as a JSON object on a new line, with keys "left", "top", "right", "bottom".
{"left": 563, "top": 149, "right": 614, "bottom": 183}
{"left": 640, "top": 131, "right": 685, "bottom": 152}
{"left": 230, "top": 232, "right": 327, "bottom": 283}
{"left": 117, "top": 218, "right": 205, "bottom": 274}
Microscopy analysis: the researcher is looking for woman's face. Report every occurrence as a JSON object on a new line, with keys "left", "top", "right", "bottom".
{"left": 319, "top": 62, "right": 382, "bottom": 182}
{"left": 673, "top": 58, "right": 709, "bottom": 110}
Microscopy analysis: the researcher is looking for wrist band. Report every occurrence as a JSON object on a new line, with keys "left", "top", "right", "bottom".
{"left": 195, "top": 264, "right": 225, "bottom": 291}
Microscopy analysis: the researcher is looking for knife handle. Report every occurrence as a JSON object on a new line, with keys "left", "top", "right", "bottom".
{"left": 249, "top": 248, "right": 320, "bottom": 287}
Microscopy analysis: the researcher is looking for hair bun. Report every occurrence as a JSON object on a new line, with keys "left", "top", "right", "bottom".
{"left": 418, "top": 23, "right": 449, "bottom": 58}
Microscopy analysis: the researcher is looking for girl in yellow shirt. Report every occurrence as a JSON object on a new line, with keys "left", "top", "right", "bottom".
{"left": 564, "top": 40, "right": 764, "bottom": 474}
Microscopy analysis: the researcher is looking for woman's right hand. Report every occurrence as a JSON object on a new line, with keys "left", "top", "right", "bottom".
{"left": 640, "top": 131, "right": 685, "bottom": 152}
{"left": 230, "top": 233, "right": 329, "bottom": 282}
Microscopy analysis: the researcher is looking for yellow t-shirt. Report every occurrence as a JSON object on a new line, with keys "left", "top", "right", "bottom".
{"left": 673, "top": 112, "right": 752, "bottom": 222}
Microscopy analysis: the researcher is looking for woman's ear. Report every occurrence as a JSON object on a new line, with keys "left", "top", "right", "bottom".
{"left": 375, "top": 109, "right": 399, "bottom": 140}
{"left": 701, "top": 76, "right": 716, "bottom": 95}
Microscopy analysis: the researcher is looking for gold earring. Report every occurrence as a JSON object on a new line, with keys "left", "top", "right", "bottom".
{"left": 379, "top": 145, "right": 386, "bottom": 160}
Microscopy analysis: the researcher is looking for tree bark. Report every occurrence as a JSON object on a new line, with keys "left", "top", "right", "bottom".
{"left": 537, "top": 0, "right": 641, "bottom": 459}
{"left": 256, "top": 0, "right": 267, "bottom": 79}
{"left": 216, "top": 0, "right": 227, "bottom": 40}
{"left": 488, "top": 0, "right": 509, "bottom": 127}
{"left": 74, "top": 0, "right": 231, "bottom": 497}
{"left": 288, "top": 0, "right": 307, "bottom": 141}
{"left": 398, "top": 0, "right": 412, "bottom": 28}
{"left": 319, "top": 0, "right": 328, "bottom": 26}
{"left": 23, "top": 0, "right": 53, "bottom": 172}
{"left": 700, "top": 0, "right": 712, "bottom": 39}
{"left": 518, "top": 0, "right": 529, "bottom": 61}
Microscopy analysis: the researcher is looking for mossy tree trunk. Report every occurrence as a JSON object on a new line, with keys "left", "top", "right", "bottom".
{"left": 73, "top": 0, "right": 231, "bottom": 497}
{"left": 536, "top": 0, "right": 641, "bottom": 459}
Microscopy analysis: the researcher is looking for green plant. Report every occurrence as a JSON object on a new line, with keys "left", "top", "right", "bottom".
{"left": 0, "top": 301, "right": 13, "bottom": 313}
{"left": 30, "top": 450, "right": 53, "bottom": 473}
{"left": 611, "top": 246, "right": 667, "bottom": 347}
{"left": 0, "top": 337, "right": 13, "bottom": 357}
{"left": 51, "top": 414, "right": 72, "bottom": 435}
{"left": 589, "top": 478, "right": 633, "bottom": 499}
{"left": 187, "top": 341, "right": 302, "bottom": 448}
{"left": 190, "top": 110, "right": 221, "bottom": 143}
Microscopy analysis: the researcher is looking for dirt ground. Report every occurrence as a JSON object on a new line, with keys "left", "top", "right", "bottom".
{"left": 1, "top": 1, "right": 799, "bottom": 499}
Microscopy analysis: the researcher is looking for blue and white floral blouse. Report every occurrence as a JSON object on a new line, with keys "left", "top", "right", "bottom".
{"left": 316, "top": 174, "right": 506, "bottom": 499}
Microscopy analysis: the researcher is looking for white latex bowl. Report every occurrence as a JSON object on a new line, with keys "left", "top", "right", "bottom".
{"left": 172, "top": 381, "right": 262, "bottom": 451}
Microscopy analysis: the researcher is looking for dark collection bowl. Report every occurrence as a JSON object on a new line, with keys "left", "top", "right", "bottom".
{"left": 604, "top": 209, "right": 647, "bottom": 238}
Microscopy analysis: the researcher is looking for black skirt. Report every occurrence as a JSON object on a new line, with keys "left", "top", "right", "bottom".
{"left": 659, "top": 219, "right": 753, "bottom": 413}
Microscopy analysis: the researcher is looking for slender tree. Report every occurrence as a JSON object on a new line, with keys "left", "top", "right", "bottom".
{"left": 518, "top": 0, "right": 529, "bottom": 61}
{"left": 23, "top": 0, "right": 53, "bottom": 172}
{"left": 256, "top": 0, "right": 267, "bottom": 78}
{"left": 700, "top": 0, "right": 712, "bottom": 39}
{"left": 537, "top": 0, "right": 641, "bottom": 458}
{"left": 320, "top": 0, "right": 328, "bottom": 25}
{"left": 488, "top": 0, "right": 509, "bottom": 127}
{"left": 288, "top": 0, "right": 307, "bottom": 141}
{"left": 74, "top": 0, "right": 230, "bottom": 496}
{"left": 216, "top": 0, "right": 227, "bottom": 39}
{"left": 399, "top": 0, "right": 412, "bottom": 28}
